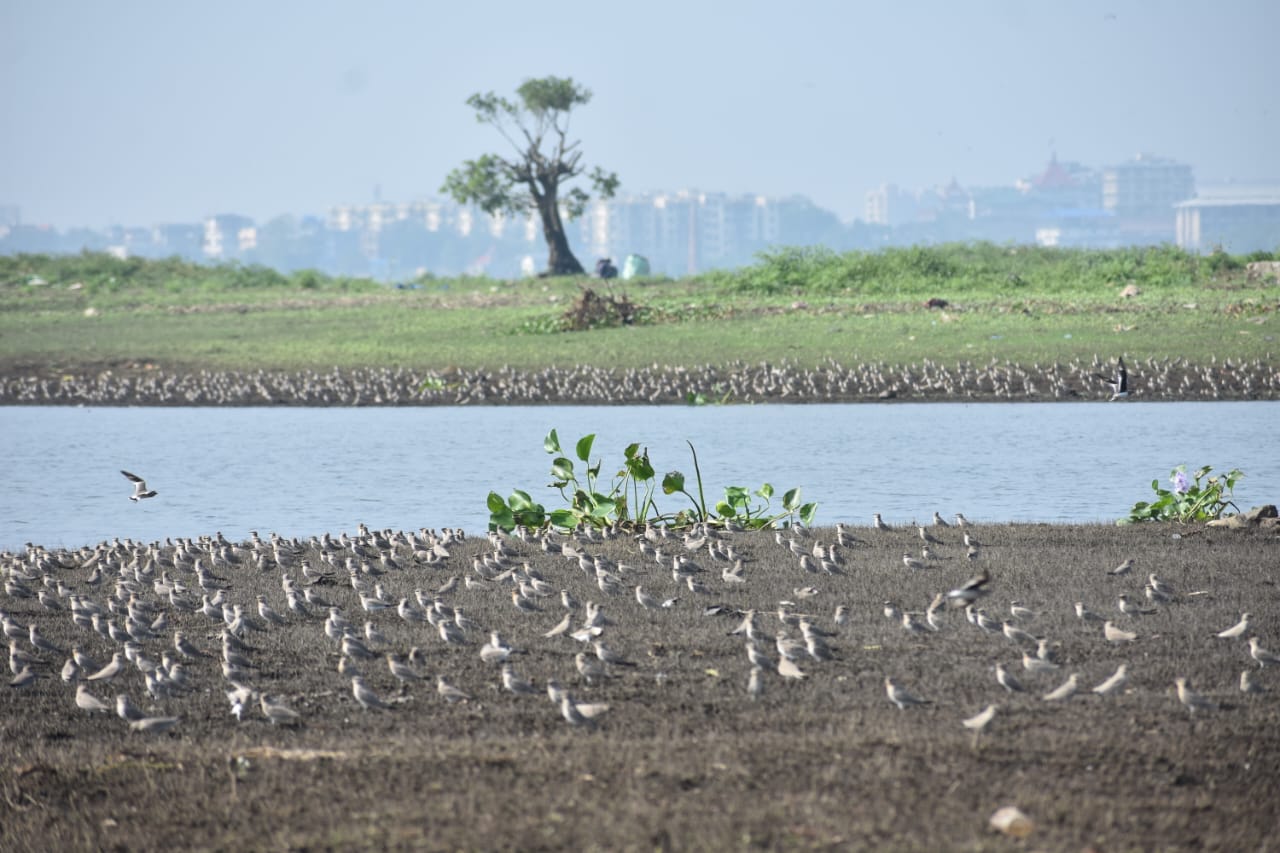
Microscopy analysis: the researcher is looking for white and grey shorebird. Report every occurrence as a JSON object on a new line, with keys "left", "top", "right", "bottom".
{"left": 1215, "top": 614, "right": 1250, "bottom": 639}
{"left": 1240, "top": 670, "right": 1263, "bottom": 694}
{"left": 1093, "top": 355, "right": 1129, "bottom": 400}
{"left": 575, "top": 652, "right": 608, "bottom": 684}
{"left": 351, "top": 675, "right": 391, "bottom": 710}
{"left": 931, "top": 512, "right": 950, "bottom": 528}
{"left": 437, "top": 675, "right": 470, "bottom": 703}
{"left": 634, "top": 585, "right": 660, "bottom": 610}
{"left": 745, "top": 641, "right": 773, "bottom": 671}
{"left": 173, "top": 631, "right": 208, "bottom": 659}
{"left": 501, "top": 664, "right": 537, "bottom": 695}
{"left": 386, "top": 653, "right": 423, "bottom": 682}
{"left": 962, "top": 703, "right": 996, "bottom": 732}
{"left": 1075, "top": 602, "right": 1105, "bottom": 623}
{"left": 1104, "top": 621, "right": 1138, "bottom": 643}
{"left": 1009, "top": 601, "right": 1036, "bottom": 622}
{"left": 480, "top": 632, "right": 516, "bottom": 664}
{"left": 1249, "top": 637, "right": 1280, "bottom": 668}
{"left": 1175, "top": 677, "right": 1217, "bottom": 713}
{"left": 130, "top": 716, "right": 180, "bottom": 733}
{"left": 115, "top": 693, "right": 144, "bottom": 721}
{"left": 995, "top": 662, "right": 1025, "bottom": 693}
{"left": 28, "top": 624, "right": 63, "bottom": 655}
{"left": 559, "top": 693, "right": 608, "bottom": 728}
{"left": 902, "top": 552, "right": 926, "bottom": 571}
{"left": 226, "top": 684, "right": 253, "bottom": 722}
{"left": 1042, "top": 673, "right": 1079, "bottom": 702}
{"left": 777, "top": 656, "right": 806, "bottom": 680}
{"left": 1022, "top": 652, "right": 1059, "bottom": 674}
{"left": 543, "top": 613, "right": 572, "bottom": 638}
{"left": 260, "top": 694, "right": 301, "bottom": 726}
{"left": 918, "top": 526, "right": 943, "bottom": 545}
{"left": 85, "top": 652, "right": 124, "bottom": 682}
{"left": 1148, "top": 573, "right": 1176, "bottom": 598}
{"left": 121, "top": 470, "right": 158, "bottom": 501}
{"left": 593, "top": 640, "right": 637, "bottom": 667}
{"left": 1117, "top": 594, "right": 1156, "bottom": 616}
{"left": 884, "top": 676, "right": 930, "bottom": 710}
{"left": 1091, "top": 664, "right": 1128, "bottom": 696}
{"left": 1108, "top": 558, "right": 1135, "bottom": 576}
{"left": 75, "top": 684, "right": 111, "bottom": 713}
{"left": 1001, "top": 621, "right": 1036, "bottom": 646}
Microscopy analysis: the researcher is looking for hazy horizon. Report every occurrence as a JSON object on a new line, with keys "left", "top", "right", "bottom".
{"left": 3, "top": 0, "right": 1277, "bottom": 229}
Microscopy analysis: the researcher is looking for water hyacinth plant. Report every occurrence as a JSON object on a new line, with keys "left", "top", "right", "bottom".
{"left": 1122, "top": 465, "right": 1244, "bottom": 524}
{"left": 487, "top": 429, "right": 818, "bottom": 532}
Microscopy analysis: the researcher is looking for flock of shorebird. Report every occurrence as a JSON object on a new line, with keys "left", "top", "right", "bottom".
{"left": 2, "top": 354, "right": 1273, "bottom": 406}
{"left": 2, "top": 476, "right": 1275, "bottom": 739}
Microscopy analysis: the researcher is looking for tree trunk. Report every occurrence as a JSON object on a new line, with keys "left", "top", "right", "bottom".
{"left": 535, "top": 191, "right": 585, "bottom": 276}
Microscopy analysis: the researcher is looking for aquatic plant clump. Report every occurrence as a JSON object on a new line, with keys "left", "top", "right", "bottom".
{"left": 487, "top": 429, "right": 818, "bottom": 532}
{"left": 1122, "top": 465, "right": 1244, "bottom": 524}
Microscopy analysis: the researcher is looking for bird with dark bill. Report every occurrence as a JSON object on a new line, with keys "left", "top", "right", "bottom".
{"left": 1093, "top": 356, "right": 1129, "bottom": 401}
{"left": 121, "top": 470, "right": 158, "bottom": 501}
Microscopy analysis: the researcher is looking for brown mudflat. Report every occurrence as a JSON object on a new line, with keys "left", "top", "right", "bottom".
{"left": 2, "top": 522, "right": 1277, "bottom": 850}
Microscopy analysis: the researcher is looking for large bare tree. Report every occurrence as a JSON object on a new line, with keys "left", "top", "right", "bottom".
{"left": 441, "top": 77, "right": 619, "bottom": 276}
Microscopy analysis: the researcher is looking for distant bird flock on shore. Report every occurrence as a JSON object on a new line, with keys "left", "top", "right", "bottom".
{"left": 1, "top": 355, "right": 1275, "bottom": 406}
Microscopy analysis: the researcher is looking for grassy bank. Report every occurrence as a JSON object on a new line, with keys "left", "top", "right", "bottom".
{"left": 1, "top": 246, "right": 1276, "bottom": 374}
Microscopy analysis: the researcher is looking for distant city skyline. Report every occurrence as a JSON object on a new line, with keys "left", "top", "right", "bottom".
{"left": 3, "top": 0, "right": 1278, "bottom": 229}
{"left": 9, "top": 144, "right": 1276, "bottom": 276}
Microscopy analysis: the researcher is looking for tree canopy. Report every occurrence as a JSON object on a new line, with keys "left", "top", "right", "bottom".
{"left": 441, "top": 76, "right": 619, "bottom": 276}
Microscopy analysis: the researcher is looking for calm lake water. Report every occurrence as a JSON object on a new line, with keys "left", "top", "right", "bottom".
{"left": 3, "top": 403, "right": 1277, "bottom": 550}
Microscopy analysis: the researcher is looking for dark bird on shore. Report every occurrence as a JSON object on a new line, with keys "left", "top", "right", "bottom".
{"left": 121, "top": 470, "right": 157, "bottom": 501}
{"left": 1093, "top": 357, "right": 1129, "bottom": 401}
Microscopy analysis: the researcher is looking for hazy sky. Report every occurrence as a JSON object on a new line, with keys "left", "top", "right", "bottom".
{"left": 3, "top": 0, "right": 1276, "bottom": 228}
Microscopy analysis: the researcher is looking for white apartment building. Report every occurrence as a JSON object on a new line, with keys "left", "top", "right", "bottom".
{"left": 579, "top": 190, "right": 803, "bottom": 275}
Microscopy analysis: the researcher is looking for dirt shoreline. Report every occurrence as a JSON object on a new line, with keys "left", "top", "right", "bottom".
{"left": 3, "top": 357, "right": 1277, "bottom": 406}
{"left": 2, "top": 521, "right": 1277, "bottom": 850}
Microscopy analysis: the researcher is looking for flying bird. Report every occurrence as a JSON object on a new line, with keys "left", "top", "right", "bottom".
{"left": 121, "top": 470, "right": 158, "bottom": 501}
{"left": 947, "top": 568, "right": 991, "bottom": 605}
{"left": 1093, "top": 356, "right": 1129, "bottom": 400}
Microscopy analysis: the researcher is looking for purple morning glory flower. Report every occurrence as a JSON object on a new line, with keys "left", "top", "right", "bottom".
{"left": 1171, "top": 470, "right": 1190, "bottom": 494}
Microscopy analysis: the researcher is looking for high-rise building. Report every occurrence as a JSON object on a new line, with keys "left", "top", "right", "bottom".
{"left": 203, "top": 214, "right": 255, "bottom": 259}
{"left": 1102, "top": 153, "right": 1195, "bottom": 242}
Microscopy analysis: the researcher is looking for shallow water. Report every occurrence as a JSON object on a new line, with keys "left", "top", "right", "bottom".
{"left": 3, "top": 402, "right": 1277, "bottom": 549}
